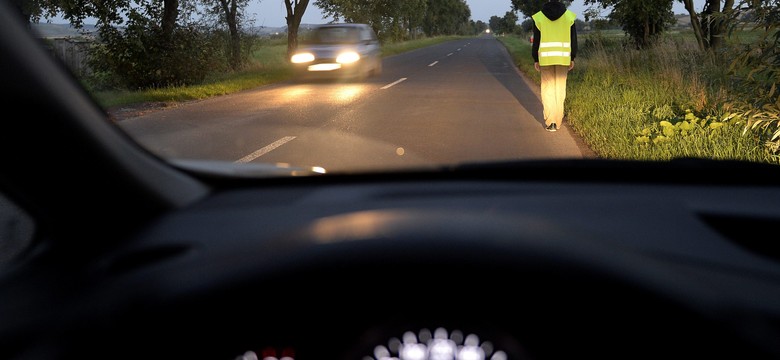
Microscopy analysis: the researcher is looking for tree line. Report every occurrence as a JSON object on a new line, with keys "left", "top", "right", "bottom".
{"left": 11, "top": 0, "right": 776, "bottom": 93}
{"left": 12, "top": 0, "right": 485, "bottom": 89}
{"left": 509, "top": 0, "right": 777, "bottom": 51}
{"left": 315, "top": 0, "right": 486, "bottom": 42}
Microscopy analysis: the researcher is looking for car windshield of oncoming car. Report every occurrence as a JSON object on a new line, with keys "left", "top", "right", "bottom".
{"left": 315, "top": 27, "right": 361, "bottom": 44}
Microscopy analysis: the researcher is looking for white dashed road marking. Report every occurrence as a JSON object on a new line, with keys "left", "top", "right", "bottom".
{"left": 235, "top": 136, "right": 296, "bottom": 163}
{"left": 381, "top": 78, "right": 408, "bottom": 89}
{"left": 428, "top": 61, "right": 439, "bottom": 67}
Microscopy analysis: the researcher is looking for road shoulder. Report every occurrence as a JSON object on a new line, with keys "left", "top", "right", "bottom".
{"left": 505, "top": 46, "right": 599, "bottom": 159}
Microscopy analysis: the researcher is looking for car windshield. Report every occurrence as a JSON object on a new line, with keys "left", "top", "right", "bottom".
{"left": 10, "top": 0, "right": 780, "bottom": 174}
{"left": 313, "top": 27, "right": 361, "bottom": 44}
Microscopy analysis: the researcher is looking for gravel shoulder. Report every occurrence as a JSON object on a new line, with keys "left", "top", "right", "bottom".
{"left": 106, "top": 102, "right": 175, "bottom": 122}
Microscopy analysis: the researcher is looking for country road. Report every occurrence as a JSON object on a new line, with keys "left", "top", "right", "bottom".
{"left": 117, "top": 34, "right": 594, "bottom": 173}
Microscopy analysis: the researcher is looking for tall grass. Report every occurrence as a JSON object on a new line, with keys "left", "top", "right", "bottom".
{"left": 501, "top": 33, "right": 775, "bottom": 163}
{"left": 569, "top": 35, "right": 771, "bottom": 162}
{"left": 381, "top": 35, "right": 470, "bottom": 57}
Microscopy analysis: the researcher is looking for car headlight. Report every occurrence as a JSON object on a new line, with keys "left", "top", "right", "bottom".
{"left": 291, "top": 53, "right": 315, "bottom": 64}
{"left": 336, "top": 51, "right": 360, "bottom": 64}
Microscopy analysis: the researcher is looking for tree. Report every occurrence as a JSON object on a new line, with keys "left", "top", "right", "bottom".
{"left": 473, "top": 20, "right": 488, "bottom": 34}
{"left": 27, "top": 0, "right": 180, "bottom": 42}
{"left": 500, "top": 10, "right": 519, "bottom": 34}
{"left": 521, "top": 18, "right": 535, "bottom": 32}
{"left": 218, "top": 0, "right": 245, "bottom": 70}
{"left": 584, "top": 0, "right": 676, "bottom": 48}
{"left": 23, "top": 0, "right": 222, "bottom": 89}
{"left": 25, "top": 0, "right": 255, "bottom": 76}
{"left": 679, "top": 0, "right": 741, "bottom": 52}
{"left": 284, "top": 0, "right": 310, "bottom": 57}
{"left": 202, "top": 0, "right": 252, "bottom": 70}
{"left": 575, "top": 18, "right": 587, "bottom": 31}
{"left": 308, "top": 0, "right": 473, "bottom": 41}
{"left": 40, "top": 0, "right": 194, "bottom": 88}
{"left": 313, "top": 0, "right": 400, "bottom": 40}
{"left": 396, "top": 0, "right": 427, "bottom": 40}
{"left": 511, "top": 0, "right": 572, "bottom": 18}
{"left": 422, "top": 0, "right": 471, "bottom": 36}
{"left": 85, "top": 2, "right": 222, "bottom": 89}
{"left": 489, "top": 15, "right": 502, "bottom": 32}
{"left": 315, "top": 0, "right": 385, "bottom": 25}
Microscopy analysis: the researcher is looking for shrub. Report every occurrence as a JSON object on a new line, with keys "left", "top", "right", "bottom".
{"left": 87, "top": 21, "right": 224, "bottom": 90}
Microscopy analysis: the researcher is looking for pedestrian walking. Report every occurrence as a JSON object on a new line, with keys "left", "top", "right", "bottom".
{"left": 532, "top": 0, "right": 578, "bottom": 132}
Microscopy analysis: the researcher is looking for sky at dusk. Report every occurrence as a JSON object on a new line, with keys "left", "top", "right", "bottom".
{"left": 249, "top": 0, "right": 703, "bottom": 28}
{"left": 42, "top": 0, "right": 704, "bottom": 28}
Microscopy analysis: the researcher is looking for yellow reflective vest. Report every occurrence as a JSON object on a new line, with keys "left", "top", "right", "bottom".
{"left": 532, "top": 10, "right": 576, "bottom": 66}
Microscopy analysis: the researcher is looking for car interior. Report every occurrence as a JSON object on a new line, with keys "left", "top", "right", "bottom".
{"left": 3, "top": 1, "right": 780, "bottom": 360}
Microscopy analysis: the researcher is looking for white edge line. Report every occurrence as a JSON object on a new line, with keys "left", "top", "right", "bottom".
{"left": 381, "top": 78, "right": 407, "bottom": 90}
{"left": 428, "top": 61, "right": 438, "bottom": 67}
{"left": 235, "top": 136, "right": 296, "bottom": 163}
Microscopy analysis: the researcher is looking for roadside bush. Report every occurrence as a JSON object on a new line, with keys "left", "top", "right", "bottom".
{"left": 723, "top": 2, "right": 780, "bottom": 162}
{"left": 87, "top": 21, "right": 224, "bottom": 90}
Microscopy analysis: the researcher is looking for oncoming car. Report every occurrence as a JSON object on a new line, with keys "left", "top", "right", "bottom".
{"left": 290, "top": 23, "right": 382, "bottom": 81}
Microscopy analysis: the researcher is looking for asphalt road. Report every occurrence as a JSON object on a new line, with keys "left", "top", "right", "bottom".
{"left": 118, "top": 35, "right": 592, "bottom": 174}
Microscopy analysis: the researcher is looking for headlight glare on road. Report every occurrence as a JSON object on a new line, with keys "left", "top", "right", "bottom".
{"left": 291, "top": 53, "right": 315, "bottom": 64}
{"left": 337, "top": 51, "right": 360, "bottom": 64}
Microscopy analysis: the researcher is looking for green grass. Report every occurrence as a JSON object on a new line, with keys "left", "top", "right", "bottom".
{"left": 381, "top": 35, "right": 470, "bottom": 57}
{"left": 498, "top": 32, "right": 776, "bottom": 164}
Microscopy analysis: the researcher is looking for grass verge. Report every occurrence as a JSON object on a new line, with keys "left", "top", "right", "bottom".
{"left": 498, "top": 33, "right": 775, "bottom": 163}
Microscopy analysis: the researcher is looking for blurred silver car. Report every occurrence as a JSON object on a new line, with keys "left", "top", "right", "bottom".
{"left": 290, "top": 23, "right": 382, "bottom": 81}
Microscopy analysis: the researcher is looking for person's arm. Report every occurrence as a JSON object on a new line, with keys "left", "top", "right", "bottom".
{"left": 568, "top": 23, "right": 577, "bottom": 70}
{"left": 570, "top": 24, "right": 577, "bottom": 60}
{"left": 533, "top": 24, "right": 541, "bottom": 71}
{"left": 532, "top": 25, "right": 541, "bottom": 63}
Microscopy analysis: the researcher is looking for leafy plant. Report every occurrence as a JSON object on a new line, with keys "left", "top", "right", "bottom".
{"left": 635, "top": 108, "right": 742, "bottom": 145}
{"left": 724, "top": 1, "right": 780, "bottom": 161}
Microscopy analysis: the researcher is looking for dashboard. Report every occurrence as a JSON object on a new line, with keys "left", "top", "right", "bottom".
{"left": 6, "top": 175, "right": 780, "bottom": 360}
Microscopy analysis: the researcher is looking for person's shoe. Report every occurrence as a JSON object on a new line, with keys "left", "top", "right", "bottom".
{"left": 546, "top": 123, "right": 557, "bottom": 132}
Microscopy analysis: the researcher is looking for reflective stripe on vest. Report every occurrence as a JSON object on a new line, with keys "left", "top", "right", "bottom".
{"left": 532, "top": 10, "right": 576, "bottom": 66}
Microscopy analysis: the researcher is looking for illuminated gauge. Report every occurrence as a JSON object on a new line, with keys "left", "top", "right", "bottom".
{"left": 365, "top": 327, "right": 507, "bottom": 360}
{"left": 234, "top": 347, "right": 295, "bottom": 360}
